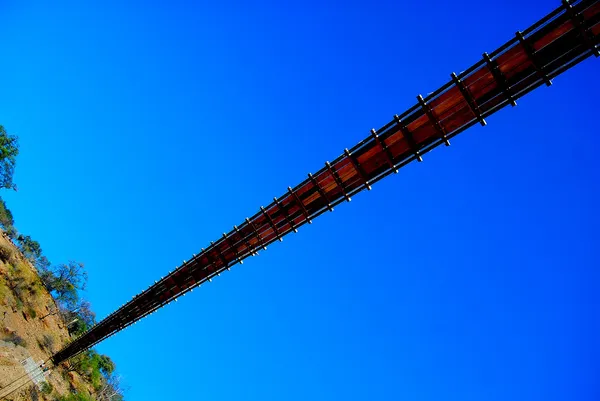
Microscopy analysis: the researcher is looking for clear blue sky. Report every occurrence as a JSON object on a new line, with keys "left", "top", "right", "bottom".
{"left": 1, "top": 0, "right": 599, "bottom": 400}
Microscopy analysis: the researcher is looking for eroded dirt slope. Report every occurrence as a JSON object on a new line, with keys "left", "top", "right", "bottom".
{"left": 0, "top": 234, "right": 90, "bottom": 400}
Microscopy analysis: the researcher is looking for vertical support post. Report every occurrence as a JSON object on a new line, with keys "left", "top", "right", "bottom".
{"left": 450, "top": 72, "right": 487, "bottom": 126}
{"left": 288, "top": 187, "right": 312, "bottom": 224}
{"left": 371, "top": 128, "right": 398, "bottom": 173}
{"left": 326, "top": 161, "right": 351, "bottom": 202}
{"left": 562, "top": 0, "right": 600, "bottom": 57}
{"left": 273, "top": 196, "right": 298, "bottom": 233}
{"left": 516, "top": 31, "right": 552, "bottom": 86}
{"left": 223, "top": 233, "right": 243, "bottom": 264}
{"left": 200, "top": 247, "right": 216, "bottom": 272}
{"left": 308, "top": 173, "right": 334, "bottom": 211}
{"left": 234, "top": 225, "right": 257, "bottom": 256}
{"left": 483, "top": 52, "right": 517, "bottom": 106}
{"left": 210, "top": 241, "right": 228, "bottom": 269}
{"left": 344, "top": 148, "right": 371, "bottom": 190}
{"left": 245, "top": 217, "right": 267, "bottom": 250}
{"left": 260, "top": 206, "right": 283, "bottom": 242}
{"left": 417, "top": 94, "right": 450, "bottom": 146}
{"left": 394, "top": 114, "right": 423, "bottom": 162}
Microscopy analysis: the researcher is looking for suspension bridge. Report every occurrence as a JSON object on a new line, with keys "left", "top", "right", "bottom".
{"left": 42, "top": 0, "right": 598, "bottom": 368}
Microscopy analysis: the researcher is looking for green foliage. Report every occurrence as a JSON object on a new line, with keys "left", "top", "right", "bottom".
{"left": 39, "top": 264, "right": 56, "bottom": 289}
{"left": 26, "top": 307, "right": 37, "bottom": 319}
{"left": 36, "top": 254, "right": 51, "bottom": 271}
{"left": 15, "top": 297, "right": 23, "bottom": 310}
{"left": 68, "top": 318, "right": 89, "bottom": 337}
{"left": 0, "top": 280, "right": 9, "bottom": 302}
{"left": 40, "top": 381, "right": 53, "bottom": 395}
{"left": 68, "top": 349, "right": 118, "bottom": 390}
{"left": 0, "top": 242, "right": 13, "bottom": 263}
{"left": 90, "top": 367, "right": 102, "bottom": 389}
{"left": 58, "top": 392, "right": 95, "bottom": 401}
{"left": 98, "top": 354, "right": 115, "bottom": 377}
{"left": 29, "top": 281, "right": 43, "bottom": 297}
{"left": 64, "top": 298, "right": 96, "bottom": 337}
{"left": 4, "top": 225, "right": 17, "bottom": 239}
{"left": 0, "top": 198, "right": 14, "bottom": 233}
{"left": 16, "top": 234, "right": 42, "bottom": 263}
{"left": 7, "top": 263, "right": 28, "bottom": 301}
{"left": 2, "top": 259, "right": 45, "bottom": 311}
{"left": 0, "top": 125, "right": 18, "bottom": 191}
{"left": 43, "top": 261, "right": 87, "bottom": 307}
{"left": 0, "top": 123, "right": 125, "bottom": 398}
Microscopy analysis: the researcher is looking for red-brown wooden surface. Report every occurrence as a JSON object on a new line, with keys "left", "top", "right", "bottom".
{"left": 52, "top": 0, "right": 600, "bottom": 365}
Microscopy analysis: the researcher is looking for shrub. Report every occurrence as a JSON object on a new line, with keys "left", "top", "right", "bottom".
{"left": 7, "top": 262, "right": 23, "bottom": 281}
{"left": 29, "top": 282, "right": 42, "bottom": 297}
{"left": 58, "top": 391, "right": 95, "bottom": 401}
{"left": 14, "top": 297, "right": 23, "bottom": 311}
{"left": 40, "top": 381, "right": 53, "bottom": 395}
{"left": 11, "top": 282, "right": 27, "bottom": 307}
{"left": 0, "top": 280, "right": 9, "bottom": 303}
{"left": 2, "top": 331, "right": 27, "bottom": 347}
{"left": 26, "top": 307, "right": 37, "bottom": 319}
{"left": 6, "top": 262, "right": 41, "bottom": 309}
{"left": 27, "top": 386, "right": 40, "bottom": 401}
{"left": 40, "top": 334, "right": 55, "bottom": 352}
{"left": 0, "top": 242, "right": 13, "bottom": 263}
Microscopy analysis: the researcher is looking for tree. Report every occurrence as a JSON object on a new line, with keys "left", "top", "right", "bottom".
{"left": 67, "top": 316, "right": 88, "bottom": 337}
{"left": 72, "top": 299, "right": 96, "bottom": 326}
{"left": 46, "top": 261, "right": 88, "bottom": 306}
{"left": 66, "top": 349, "right": 98, "bottom": 374}
{"left": 0, "top": 198, "right": 14, "bottom": 230}
{"left": 96, "top": 374, "right": 126, "bottom": 401}
{"left": 39, "top": 262, "right": 92, "bottom": 335}
{"left": 64, "top": 298, "right": 96, "bottom": 336}
{"left": 16, "top": 234, "right": 52, "bottom": 271}
{"left": 66, "top": 349, "right": 117, "bottom": 390}
{"left": 58, "top": 391, "right": 95, "bottom": 401}
{"left": 7, "top": 263, "right": 28, "bottom": 302}
{"left": 38, "top": 260, "right": 56, "bottom": 290}
{"left": 98, "top": 354, "right": 115, "bottom": 377}
{"left": 4, "top": 225, "right": 17, "bottom": 239}
{"left": 16, "top": 234, "right": 42, "bottom": 262}
{"left": 0, "top": 125, "right": 18, "bottom": 191}
{"left": 35, "top": 254, "right": 51, "bottom": 271}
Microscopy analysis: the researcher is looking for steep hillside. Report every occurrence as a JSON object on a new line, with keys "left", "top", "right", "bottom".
{"left": 0, "top": 234, "right": 93, "bottom": 400}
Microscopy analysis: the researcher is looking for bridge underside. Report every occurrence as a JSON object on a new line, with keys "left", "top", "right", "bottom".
{"left": 52, "top": 0, "right": 600, "bottom": 365}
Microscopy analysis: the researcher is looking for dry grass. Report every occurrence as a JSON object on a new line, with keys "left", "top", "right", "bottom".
{"left": 38, "top": 333, "right": 56, "bottom": 353}
{"left": 0, "top": 327, "right": 28, "bottom": 347}
{"left": 0, "top": 234, "right": 88, "bottom": 401}
{"left": 0, "top": 279, "right": 9, "bottom": 303}
{"left": 0, "top": 242, "right": 13, "bottom": 263}
{"left": 0, "top": 259, "right": 47, "bottom": 316}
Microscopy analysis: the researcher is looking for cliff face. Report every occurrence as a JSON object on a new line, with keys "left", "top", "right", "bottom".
{"left": 0, "top": 234, "right": 89, "bottom": 400}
